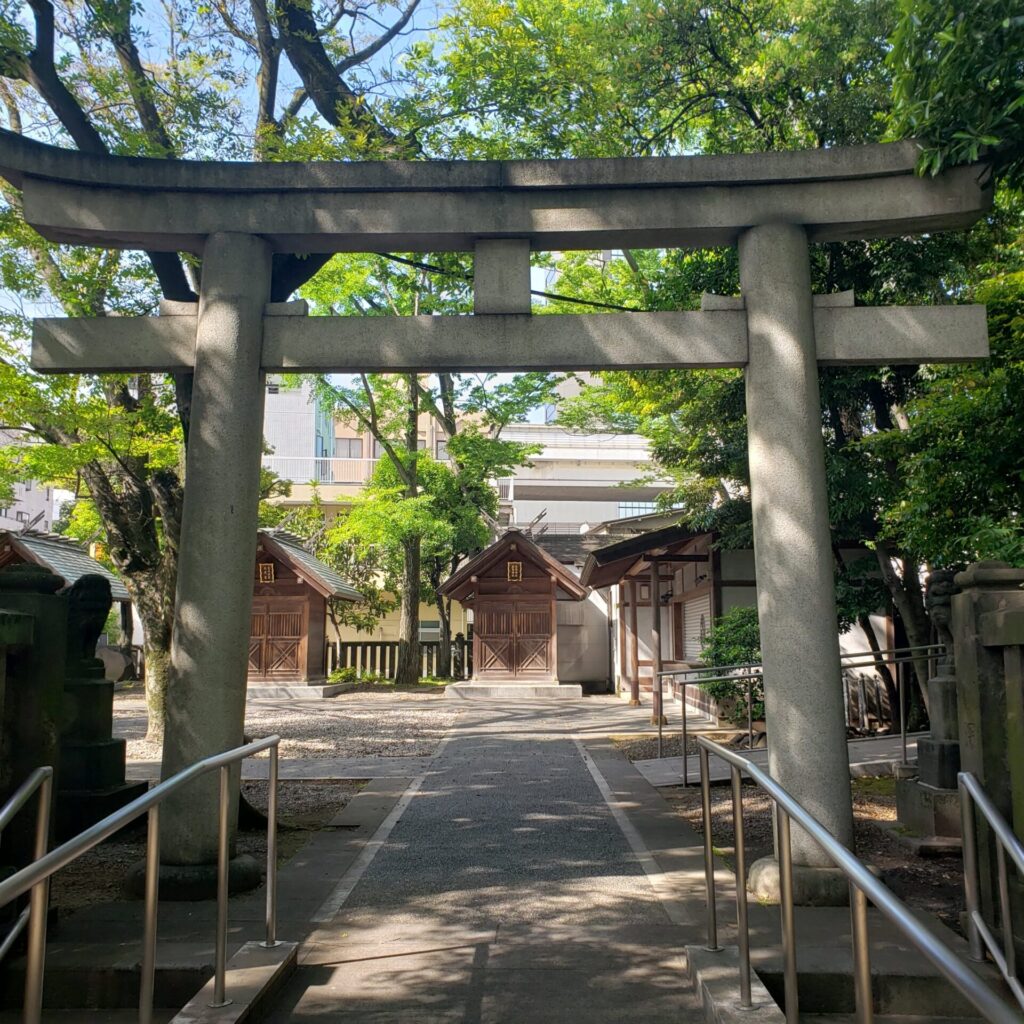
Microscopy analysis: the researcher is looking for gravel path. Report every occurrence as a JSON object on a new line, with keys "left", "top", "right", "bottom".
{"left": 115, "top": 693, "right": 459, "bottom": 762}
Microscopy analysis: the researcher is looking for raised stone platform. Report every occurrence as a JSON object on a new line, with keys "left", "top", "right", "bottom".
{"left": 444, "top": 682, "right": 583, "bottom": 700}
{"left": 245, "top": 682, "right": 348, "bottom": 699}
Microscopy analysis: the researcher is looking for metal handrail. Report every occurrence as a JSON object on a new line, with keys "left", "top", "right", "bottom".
{"left": 696, "top": 736, "right": 1018, "bottom": 1024}
{"left": 0, "top": 767, "right": 52, "bottom": 1021}
{"left": 653, "top": 643, "right": 945, "bottom": 777}
{"left": 0, "top": 736, "right": 282, "bottom": 1024}
{"left": 959, "top": 771, "right": 1024, "bottom": 1010}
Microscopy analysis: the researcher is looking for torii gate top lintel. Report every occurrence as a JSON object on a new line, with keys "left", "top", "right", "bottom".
{"left": 0, "top": 130, "right": 991, "bottom": 253}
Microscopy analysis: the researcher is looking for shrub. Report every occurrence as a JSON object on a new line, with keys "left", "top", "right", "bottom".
{"left": 698, "top": 606, "right": 765, "bottom": 725}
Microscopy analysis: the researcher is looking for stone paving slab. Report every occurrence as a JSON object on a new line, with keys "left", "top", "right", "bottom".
{"left": 260, "top": 703, "right": 707, "bottom": 1023}
{"left": 634, "top": 732, "right": 925, "bottom": 788}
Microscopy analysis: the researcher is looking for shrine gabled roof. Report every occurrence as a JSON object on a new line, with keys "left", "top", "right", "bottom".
{"left": 440, "top": 530, "right": 588, "bottom": 603}
{"left": 258, "top": 530, "right": 361, "bottom": 602}
{"left": 579, "top": 525, "right": 704, "bottom": 590}
{"left": 0, "top": 530, "right": 131, "bottom": 601}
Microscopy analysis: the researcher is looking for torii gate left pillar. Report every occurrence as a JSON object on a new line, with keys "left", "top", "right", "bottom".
{"left": 158, "top": 233, "right": 271, "bottom": 889}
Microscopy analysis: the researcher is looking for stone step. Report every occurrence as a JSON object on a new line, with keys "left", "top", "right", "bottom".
{"left": 801, "top": 1016, "right": 982, "bottom": 1024}
{"left": 0, "top": 1012, "right": 175, "bottom": 1023}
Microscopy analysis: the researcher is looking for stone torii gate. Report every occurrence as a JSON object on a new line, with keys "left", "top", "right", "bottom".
{"left": 0, "top": 133, "right": 990, "bottom": 900}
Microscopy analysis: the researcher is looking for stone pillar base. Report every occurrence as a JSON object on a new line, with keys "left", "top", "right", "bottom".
{"left": 125, "top": 853, "right": 262, "bottom": 901}
{"left": 748, "top": 856, "right": 851, "bottom": 907}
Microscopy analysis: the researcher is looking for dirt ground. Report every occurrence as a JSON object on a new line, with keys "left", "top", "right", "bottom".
{"left": 611, "top": 730, "right": 762, "bottom": 761}
{"left": 50, "top": 779, "right": 363, "bottom": 912}
{"left": 662, "top": 775, "right": 965, "bottom": 934}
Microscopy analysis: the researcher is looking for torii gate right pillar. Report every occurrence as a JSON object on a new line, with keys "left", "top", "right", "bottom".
{"left": 741, "top": 223, "right": 854, "bottom": 904}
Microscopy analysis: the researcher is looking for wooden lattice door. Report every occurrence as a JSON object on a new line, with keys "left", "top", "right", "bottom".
{"left": 476, "top": 600, "right": 551, "bottom": 679}
{"left": 249, "top": 600, "right": 305, "bottom": 678}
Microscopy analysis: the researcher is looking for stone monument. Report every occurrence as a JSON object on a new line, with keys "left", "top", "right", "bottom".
{"left": 57, "top": 575, "right": 147, "bottom": 839}
{"left": 952, "top": 561, "right": 1024, "bottom": 960}
{"left": 895, "top": 569, "right": 963, "bottom": 846}
{"left": 0, "top": 565, "right": 66, "bottom": 867}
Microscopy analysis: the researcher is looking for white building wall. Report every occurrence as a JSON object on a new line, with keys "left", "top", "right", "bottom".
{"left": 0, "top": 479, "right": 52, "bottom": 533}
{"left": 556, "top": 589, "right": 611, "bottom": 685}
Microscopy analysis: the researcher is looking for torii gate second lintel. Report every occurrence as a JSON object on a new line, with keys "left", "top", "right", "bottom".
{"left": 0, "top": 133, "right": 991, "bottom": 901}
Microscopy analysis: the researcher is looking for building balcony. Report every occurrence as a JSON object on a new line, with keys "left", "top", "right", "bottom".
{"left": 262, "top": 456, "right": 378, "bottom": 485}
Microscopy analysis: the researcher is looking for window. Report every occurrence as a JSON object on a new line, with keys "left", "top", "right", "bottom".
{"left": 0, "top": 507, "right": 9, "bottom": 517}
{"left": 436, "top": 438, "right": 449, "bottom": 460}
{"left": 419, "top": 620, "right": 440, "bottom": 641}
{"left": 417, "top": 438, "right": 427, "bottom": 450}
{"left": 373, "top": 439, "right": 385, "bottom": 459}
{"left": 618, "top": 502, "right": 657, "bottom": 519}
{"left": 336, "top": 438, "right": 362, "bottom": 459}
{"left": 15, "top": 511, "right": 27, "bottom": 522}
{"left": 267, "top": 383, "right": 279, "bottom": 394}
{"left": 23, "top": 481, "right": 31, "bottom": 492}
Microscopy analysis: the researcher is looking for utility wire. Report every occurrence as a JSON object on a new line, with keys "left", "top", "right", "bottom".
{"left": 376, "top": 252, "right": 643, "bottom": 313}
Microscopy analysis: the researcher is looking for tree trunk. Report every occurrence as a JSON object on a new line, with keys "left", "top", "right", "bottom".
{"left": 435, "top": 592, "right": 452, "bottom": 678}
{"left": 395, "top": 536, "right": 421, "bottom": 685}
{"left": 394, "top": 374, "right": 420, "bottom": 687}
{"left": 874, "top": 541, "right": 932, "bottom": 714}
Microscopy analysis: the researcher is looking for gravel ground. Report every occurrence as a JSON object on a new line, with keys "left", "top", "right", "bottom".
{"left": 611, "top": 730, "right": 748, "bottom": 761}
{"left": 115, "top": 692, "right": 458, "bottom": 762}
{"left": 662, "top": 775, "right": 965, "bottom": 933}
{"left": 50, "top": 780, "right": 363, "bottom": 912}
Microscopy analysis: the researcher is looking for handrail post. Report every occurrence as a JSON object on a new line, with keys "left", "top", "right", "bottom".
{"left": 777, "top": 809, "right": 799, "bottom": 1024}
{"left": 746, "top": 673, "right": 754, "bottom": 750}
{"left": 699, "top": 745, "right": 719, "bottom": 951}
{"left": 850, "top": 882, "right": 873, "bottom": 1024}
{"left": 23, "top": 770, "right": 52, "bottom": 1024}
{"left": 210, "top": 765, "right": 233, "bottom": 1009}
{"left": 959, "top": 779, "right": 986, "bottom": 961}
{"left": 899, "top": 665, "right": 908, "bottom": 766}
{"left": 996, "top": 843, "right": 1016, "bottom": 982}
{"left": 681, "top": 677, "right": 689, "bottom": 787}
{"left": 139, "top": 805, "right": 160, "bottom": 1024}
{"left": 263, "top": 744, "right": 280, "bottom": 948}
{"left": 731, "top": 765, "right": 752, "bottom": 1007}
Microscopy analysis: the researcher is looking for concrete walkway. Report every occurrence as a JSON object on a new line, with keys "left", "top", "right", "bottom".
{"left": 261, "top": 701, "right": 709, "bottom": 1023}
{"left": 633, "top": 731, "right": 924, "bottom": 788}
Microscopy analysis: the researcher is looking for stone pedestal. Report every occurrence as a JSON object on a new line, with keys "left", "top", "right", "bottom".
{"left": 952, "top": 561, "right": 1024, "bottom": 960}
{"left": 0, "top": 566, "right": 65, "bottom": 868}
{"left": 739, "top": 223, "right": 854, "bottom": 904}
{"left": 57, "top": 575, "right": 147, "bottom": 839}
{"left": 895, "top": 571, "right": 963, "bottom": 844}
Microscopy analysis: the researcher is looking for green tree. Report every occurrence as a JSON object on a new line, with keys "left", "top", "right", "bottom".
{"left": 888, "top": 0, "right": 1024, "bottom": 185}
{"left": 0, "top": 0, "right": 431, "bottom": 736}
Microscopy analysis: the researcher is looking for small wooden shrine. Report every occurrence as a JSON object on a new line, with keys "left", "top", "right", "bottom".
{"left": 441, "top": 530, "right": 587, "bottom": 684}
{"left": 250, "top": 530, "right": 360, "bottom": 683}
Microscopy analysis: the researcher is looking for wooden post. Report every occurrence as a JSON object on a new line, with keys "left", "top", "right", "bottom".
{"left": 550, "top": 575, "right": 558, "bottom": 683}
{"left": 650, "top": 559, "right": 665, "bottom": 725}
{"left": 628, "top": 580, "right": 640, "bottom": 706}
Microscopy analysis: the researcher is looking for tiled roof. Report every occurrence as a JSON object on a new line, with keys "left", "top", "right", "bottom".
{"left": 0, "top": 530, "right": 131, "bottom": 601}
{"left": 259, "top": 530, "right": 361, "bottom": 602}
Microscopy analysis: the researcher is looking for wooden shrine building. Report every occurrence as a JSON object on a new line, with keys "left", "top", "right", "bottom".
{"left": 250, "top": 529, "right": 360, "bottom": 683}
{"left": 441, "top": 530, "right": 587, "bottom": 686}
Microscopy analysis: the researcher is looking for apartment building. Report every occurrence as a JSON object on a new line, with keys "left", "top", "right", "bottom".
{"left": 0, "top": 430, "right": 54, "bottom": 533}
